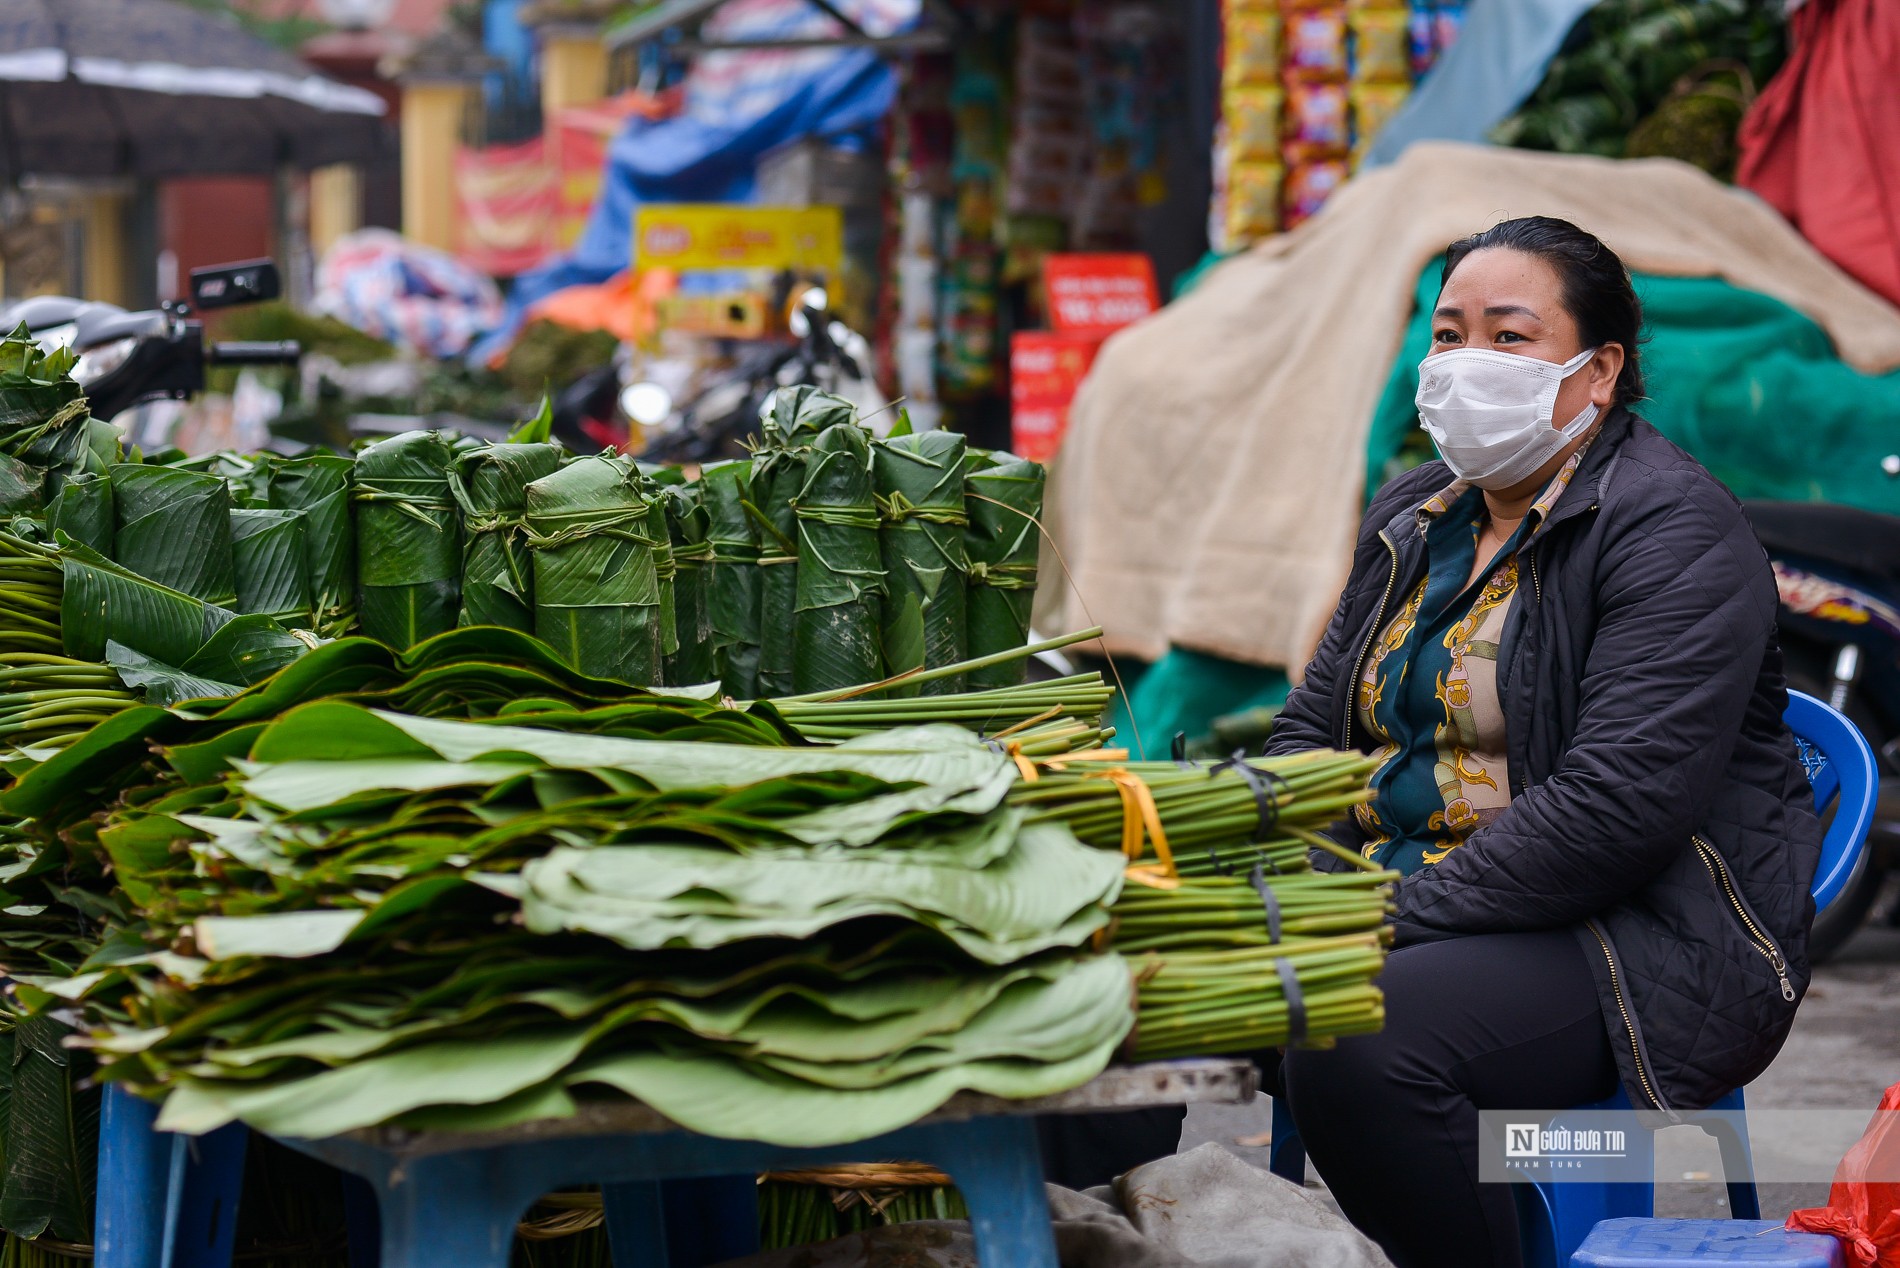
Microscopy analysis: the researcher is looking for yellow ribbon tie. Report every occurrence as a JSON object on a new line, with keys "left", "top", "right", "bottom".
{"left": 1086, "top": 768, "right": 1177, "bottom": 885}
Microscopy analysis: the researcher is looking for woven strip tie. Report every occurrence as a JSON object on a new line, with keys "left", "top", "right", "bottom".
{"left": 1087, "top": 768, "right": 1179, "bottom": 889}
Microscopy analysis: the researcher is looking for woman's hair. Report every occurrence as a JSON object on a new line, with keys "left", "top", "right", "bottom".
{"left": 1440, "top": 216, "right": 1647, "bottom": 405}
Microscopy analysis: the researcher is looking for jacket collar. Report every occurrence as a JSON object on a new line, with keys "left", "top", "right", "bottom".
{"left": 1380, "top": 405, "right": 1632, "bottom": 548}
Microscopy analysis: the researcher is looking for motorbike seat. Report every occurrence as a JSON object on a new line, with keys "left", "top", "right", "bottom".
{"left": 1745, "top": 500, "right": 1900, "bottom": 587}
{"left": 0, "top": 294, "right": 86, "bottom": 336}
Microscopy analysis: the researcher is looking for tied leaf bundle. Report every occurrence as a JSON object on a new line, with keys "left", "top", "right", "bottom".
{"left": 661, "top": 484, "right": 715, "bottom": 686}
{"left": 109, "top": 464, "right": 237, "bottom": 606}
{"left": 229, "top": 509, "right": 311, "bottom": 625}
{"left": 751, "top": 387, "right": 844, "bottom": 696}
{"left": 449, "top": 442, "right": 563, "bottom": 632}
{"left": 525, "top": 454, "right": 665, "bottom": 685}
{"left": 963, "top": 455, "right": 1045, "bottom": 690}
{"left": 793, "top": 423, "right": 884, "bottom": 695}
{"left": 874, "top": 431, "right": 970, "bottom": 696}
{"left": 264, "top": 452, "right": 355, "bottom": 637}
{"left": 0, "top": 334, "right": 87, "bottom": 473}
{"left": 700, "top": 460, "right": 761, "bottom": 698}
{"left": 352, "top": 431, "right": 461, "bottom": 650}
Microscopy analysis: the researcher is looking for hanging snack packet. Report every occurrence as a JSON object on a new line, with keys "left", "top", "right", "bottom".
{"left": 1286, "top": 81, "right": 1350, "bottom": 155}
{"left": 1227, "top": 85, "right": 1285, "bottom": 162}
{"left": 1223, "top": 11, "right": 1281, "bottom": 89}
{"left": 1284, "top": 9, "right": 1348, "bottom": 81}
{"left": 1351, "top": 82, "right": 1411, "bottom": 159}
{"left": 1285, "top": 158, "right": 1349, "bottom": 227}
{"left": 1226, "top": 161, "right": 1284, "bottom": 242}
{"left": 1349, "top": 8, "right": 1412, "bottom": 83}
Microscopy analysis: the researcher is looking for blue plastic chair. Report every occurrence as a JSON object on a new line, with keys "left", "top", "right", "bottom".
{"left": 1268, "top": 689, "right": 1880, "bottom": 1267}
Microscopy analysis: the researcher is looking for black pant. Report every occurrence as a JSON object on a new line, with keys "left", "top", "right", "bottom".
{"left": 1282, "top": 930, "right": 1618, "bottom": 1268}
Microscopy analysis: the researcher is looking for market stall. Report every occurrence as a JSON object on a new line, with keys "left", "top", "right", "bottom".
{"left": 0, "top": 343, "right": 1397, "bottom": 1264}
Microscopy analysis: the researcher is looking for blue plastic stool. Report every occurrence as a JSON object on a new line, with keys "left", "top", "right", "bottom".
{"left": 279, "top": 1109, "right": 1059, "bottom": 1268}
{"left": 95, "top": 1086, "right": 249, "bottom": 1268}
{"left": 1268, "top": 690, "right": 1880, "bottom": 1266}
{"left": 1570, "top": 1218, "right": 1845, "bottom": 1266}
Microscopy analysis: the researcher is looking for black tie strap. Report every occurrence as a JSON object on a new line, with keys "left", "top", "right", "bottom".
{"left": 1212, "top": 750, "right": 1289, "bottom": 847}
{"left": 1276, "top": 957, "right": 1307, "bottom": 1046}
{"left": 1249, "top": 862, "right": 1284, "bottom": 944}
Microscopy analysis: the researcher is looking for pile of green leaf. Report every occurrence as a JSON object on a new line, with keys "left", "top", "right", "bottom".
{"left": 31, "top": 705, "right": 1132, "bottom": 1148}
{"left": 1493, "top": 0, "right": 1785, "bottom": 177}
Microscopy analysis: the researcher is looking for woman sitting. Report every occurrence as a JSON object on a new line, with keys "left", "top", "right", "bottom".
{"left": 1264, "top": 216, "right": 1822, "bottom": 1268}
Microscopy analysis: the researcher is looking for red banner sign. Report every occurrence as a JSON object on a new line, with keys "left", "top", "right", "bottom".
{"left": 1042, "top": 253, "right": 1160, "bottom": 335}
{"left": 1010, "top": 331, "right": 1106, "bottom": 464}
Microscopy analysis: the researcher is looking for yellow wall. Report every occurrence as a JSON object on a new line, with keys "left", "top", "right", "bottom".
{"left": 401, "top": 81, "right": 473, "bottom": 253}
{"left": 541, "top": 30, "right": 609, "bottom": 115}
{"left": 83, "top": 194, "right": 128, "bottom": 306}
{"left": 309, "top": 164, "right": 362, "bottom": 258}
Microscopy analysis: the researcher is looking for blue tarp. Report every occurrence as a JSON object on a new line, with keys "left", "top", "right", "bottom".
{"left": 471, "top": 43, "right": 899, "bottom": 363}
{"left": 1362, "top": 0, "right": 1598, "bottom": 167}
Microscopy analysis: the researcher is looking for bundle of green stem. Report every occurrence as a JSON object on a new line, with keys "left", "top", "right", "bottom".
{"left": 758, "top": 1164, "right": 966, "bottom": 1251}
{"left": 765, "top": 629, "right": 1113, "bottom": 746}
{"left": 0, "top": 530, "right": 64, "bottom": 657}
{"left": 1110, "top": 871, "right": 1396, "bottom": 952}
{"left": 1011, "top": 749, "right": 1382, "bottom": 878}
{"left": 1123, "top": 933, "right": 1389, "bottom": 1059}
{"left": 773, "top": 674, "right": 1113, "bottom": 744}
{"left": 0, "top": 656, "right": 136, "bottom": 755}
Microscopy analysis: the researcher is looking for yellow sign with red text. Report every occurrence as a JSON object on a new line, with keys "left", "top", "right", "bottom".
{"left": 634, "top": 205, "right": 843, "bottom": 273}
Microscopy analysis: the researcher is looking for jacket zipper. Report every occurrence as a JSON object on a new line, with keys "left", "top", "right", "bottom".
{"left": 1341, "top": 530, "right": 1400, "bottom": 752}
{"left": 1694, "top": 836, "right": 1797, "bottom": 1003}
{"left": 1585, "top": 919, "right": 1666, "bottom": 1110}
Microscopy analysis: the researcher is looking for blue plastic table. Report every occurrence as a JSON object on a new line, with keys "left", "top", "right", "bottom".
{"left": 274, "top": 1059, "right": 1257, "bottom": 1268}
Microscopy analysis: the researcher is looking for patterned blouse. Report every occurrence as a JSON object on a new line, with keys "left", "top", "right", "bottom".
{"left": 1353, "top": 440, "right": 1594, "bottom": 875}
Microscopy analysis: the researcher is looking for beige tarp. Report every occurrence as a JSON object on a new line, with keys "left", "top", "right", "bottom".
{"left": 1037, "top": 141, "right": 1900, "bottom": 673}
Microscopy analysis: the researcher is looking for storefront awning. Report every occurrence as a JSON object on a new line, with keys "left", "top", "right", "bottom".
{"left": 605, "top": 0, "right": 955, "bottom": 54}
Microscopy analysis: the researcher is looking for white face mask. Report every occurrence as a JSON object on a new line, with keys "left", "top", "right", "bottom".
{"left": 1415, "top": 346, "right": 1602, "bottom": 490}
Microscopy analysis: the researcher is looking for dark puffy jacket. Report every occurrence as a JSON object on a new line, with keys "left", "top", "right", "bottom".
{"left": 1267, "top": 408, "right": 1822, "bottom": 1114}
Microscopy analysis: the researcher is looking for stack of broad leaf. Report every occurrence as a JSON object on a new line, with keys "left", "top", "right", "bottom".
{"left": 1014, "top": 746, "right": 1399, "bottom": 1057}
{"left": 40, "top": 706, "right": 1133, "bottom": 1148}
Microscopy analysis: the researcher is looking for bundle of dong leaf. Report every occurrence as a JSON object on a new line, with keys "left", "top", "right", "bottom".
{"left": 43, "top": 707, "right": 1135, "bottom": 1147}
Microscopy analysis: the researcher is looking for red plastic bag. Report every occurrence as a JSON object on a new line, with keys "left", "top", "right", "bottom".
{"left": 1735, "top": 0, "right": 1900, "bottom": 309}
{"left": 1785, "top": 1080, "right": 1900, "bottom": 1267}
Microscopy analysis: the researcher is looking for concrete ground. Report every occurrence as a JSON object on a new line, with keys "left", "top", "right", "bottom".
{"left": 1178, "top": 895, "right": 1900, "bottom": 1225}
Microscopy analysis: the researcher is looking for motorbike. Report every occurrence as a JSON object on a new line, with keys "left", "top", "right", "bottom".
{"left": 628, "top": 285, "right": 885, "bottom": 465}
{"left": 0, "top": 259, "right": 302, "bottom": 444}
{"left": 1747, "top": 466, "right": 1900, "bottom": 962}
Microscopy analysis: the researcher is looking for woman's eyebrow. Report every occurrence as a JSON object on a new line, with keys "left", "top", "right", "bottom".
{"left": 1484, "top": 304, "right": 1539, "bottom": 318}
{"left": 1433, "top": 305, "right": 1463, "bottom": 318}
